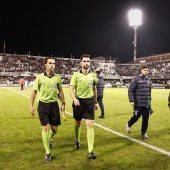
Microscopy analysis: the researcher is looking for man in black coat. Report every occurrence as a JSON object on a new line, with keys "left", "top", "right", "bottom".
{"left": 96, "top": 70, "right": 105, "bottom": 118}
{"left": 126, "top": 65, "right": 152, "bottom": 140}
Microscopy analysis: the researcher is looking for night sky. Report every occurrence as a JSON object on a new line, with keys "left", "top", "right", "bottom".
{"left": 0, "top": 0, "right": 170, "bottom": 63}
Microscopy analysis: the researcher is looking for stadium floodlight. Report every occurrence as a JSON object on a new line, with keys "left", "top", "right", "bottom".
{"left": 128, "top": 9, "right": 142, "bottom": 62}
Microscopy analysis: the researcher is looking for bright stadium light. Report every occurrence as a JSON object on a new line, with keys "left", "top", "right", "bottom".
{"left": 128, "top": 9, "right": 142, "bottom": 62}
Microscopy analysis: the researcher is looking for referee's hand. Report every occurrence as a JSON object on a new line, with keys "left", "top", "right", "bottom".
{"left": 94, "top": 103, "right": 98, "bottom": 110}
{"left": 30, "top": 106, "right": 35, "bottom": 116}
{"left": 74, "top": 99, "right": 80, "bottom": 106}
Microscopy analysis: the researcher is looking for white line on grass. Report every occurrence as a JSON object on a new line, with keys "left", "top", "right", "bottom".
{"left": 5, "top": 87, "right": 170, "bottom": 157}
{"left": 65, "top": 111, "right": 170, "bottom": 157}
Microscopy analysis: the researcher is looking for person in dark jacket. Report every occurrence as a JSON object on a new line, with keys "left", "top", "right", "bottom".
{"left": 96, "top": 70, "right": 105, "bottom": 118}
{"left": 126, "top": 65, "right": 152, "bottom": 140}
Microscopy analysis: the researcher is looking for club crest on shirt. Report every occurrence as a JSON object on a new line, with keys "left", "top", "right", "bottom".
{"left": 53, "top": 84, "right": 57, "bottom": 90}
{"left": 89, "top": 81, "right": 93, "bottom": 87}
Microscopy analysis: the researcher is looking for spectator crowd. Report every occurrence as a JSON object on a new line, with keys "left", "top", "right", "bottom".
{"left": 0, "top": 54, "right": 170, "bottom": 88}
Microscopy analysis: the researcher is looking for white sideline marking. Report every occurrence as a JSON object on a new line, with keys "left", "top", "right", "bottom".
{"left": 65, "top": 111, "right": 170, "bottom": 157}
{"left": 5, "top": 87, "right": 170, "bottom": 157}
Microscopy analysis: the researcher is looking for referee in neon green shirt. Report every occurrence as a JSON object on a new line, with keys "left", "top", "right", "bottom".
{"left": 30, "top": 57, "right": 65, "bottom": 162}
{"left": 70, "top": 54, "right": 98, "bottom": 159}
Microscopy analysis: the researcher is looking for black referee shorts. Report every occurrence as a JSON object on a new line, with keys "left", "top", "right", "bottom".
{"left": 72, "top": 98, "right": 95, "bottom": 121}
{"left": 37, "top": 101, "right": 61, "bottom": 126}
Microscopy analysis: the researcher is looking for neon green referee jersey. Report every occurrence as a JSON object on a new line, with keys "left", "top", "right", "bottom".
{"left": 33, "top": 72, "right": 62, "bottom": 103}
{"left": 70, "top": 70, "right": 98, "bottom": 98}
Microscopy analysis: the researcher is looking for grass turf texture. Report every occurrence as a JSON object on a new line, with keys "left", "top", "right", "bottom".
{"left": 0, "top": 87, "right": 170, "bottom": 170}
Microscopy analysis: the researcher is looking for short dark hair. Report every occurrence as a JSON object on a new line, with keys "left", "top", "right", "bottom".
{"left": 44, "top": 57, "right": 55, "bottom": 64}
{"left": 96, "top": 71, "right": 100, "bottom": 74}
{"left": 140, "top": 64, "right": 148, "bottom": 70}
{"left": 80, "top": 54, "right": 90, "bottom": 61}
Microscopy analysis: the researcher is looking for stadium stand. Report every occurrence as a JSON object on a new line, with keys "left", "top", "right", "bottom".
{"left": 0, "top": 53, "right": 170, "bottom": 88}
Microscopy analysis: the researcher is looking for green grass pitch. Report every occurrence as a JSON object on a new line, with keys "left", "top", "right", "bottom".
{"left": 0, "top": 87, "right": 170, "bottom": 170}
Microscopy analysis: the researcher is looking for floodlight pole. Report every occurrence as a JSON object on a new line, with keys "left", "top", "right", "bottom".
{"left": 133, "top": 26, "right": 138, "bottom": 62}
{"left": 3, "top": 41, "right": 5, "bottom": 55}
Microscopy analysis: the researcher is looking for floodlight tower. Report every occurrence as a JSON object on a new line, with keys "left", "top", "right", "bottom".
{"left": 128, "top": 9, "right": 142, "bottom": 62}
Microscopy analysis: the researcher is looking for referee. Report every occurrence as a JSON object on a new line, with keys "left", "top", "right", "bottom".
{"left": 30, "top": 57, "right": 65, "bottom": 162}
{"left": 69, "top": 54, "right": 98, "bottom": 159}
